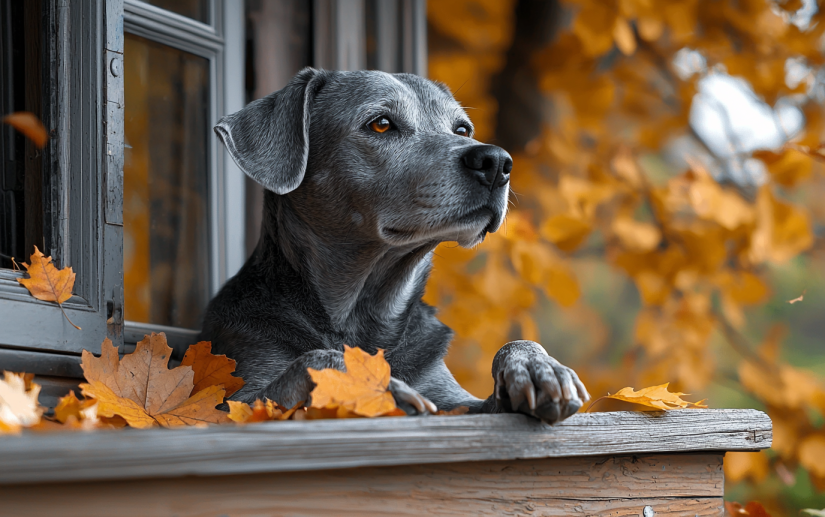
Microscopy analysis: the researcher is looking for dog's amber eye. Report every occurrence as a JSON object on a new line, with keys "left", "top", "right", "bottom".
{"left": 455, "top": 125, "right": 470, "bottom": 137}
{"left": 370, "top": 117, "right": 392, "bottom": 133}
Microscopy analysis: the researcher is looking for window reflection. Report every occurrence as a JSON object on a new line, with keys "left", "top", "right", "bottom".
{"left": 124, "top": 33, "right": 210, "bottom": 329}
{"left": 143, "top": 0, "right": 210, "bottom": 24}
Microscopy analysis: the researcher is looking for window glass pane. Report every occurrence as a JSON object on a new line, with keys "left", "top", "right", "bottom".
{"left": 143, "top": 0, "right": 210, "bottom": 24}
{"left": 0, "top": 0, "right": 44, "bottom": 269}
{"left": 124, "top": 33, "right": 210, "bottom": 329}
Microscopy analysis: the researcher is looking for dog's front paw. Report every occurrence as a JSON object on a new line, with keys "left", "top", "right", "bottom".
{"left": 389, "top": 377, "right": 437, "bottom": 415}
{"left": 492, "top": 340, "right": 590, "bottom": 425}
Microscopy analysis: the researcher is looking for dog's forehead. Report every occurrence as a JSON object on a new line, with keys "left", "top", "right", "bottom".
{"left": 316, "top": 70, "right": 466, "bottom": 125}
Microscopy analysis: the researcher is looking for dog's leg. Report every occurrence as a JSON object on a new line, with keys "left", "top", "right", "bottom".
{"left": 257, "top": 349, "right": 436, "bottom": 414}
{"left": 489, "top": 340, "right": 590, "bottom": 424}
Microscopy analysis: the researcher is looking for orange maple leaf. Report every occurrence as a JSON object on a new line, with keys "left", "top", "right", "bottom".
{"left": 3, "top": 112, "right": 48, "bottom": 148}
{"left": 79, "top": 334, "right": 230, "bottom": 428}
{"left": 588, "top": 383, "right": 708, "bottom": 411}
{"left": 17, "top": 246, "right": 80, "bottom": 329}
{"left": 180, "top": 341, "right": 245, "bottom": 397}
{"left": 49, "top": 390, "right": 120, "bottom": 430}
{"left": 227, "top": 399, "right": 300, "bottom": 424}
{"left": 307, "top": 345, "right": 398, "bottom": 417}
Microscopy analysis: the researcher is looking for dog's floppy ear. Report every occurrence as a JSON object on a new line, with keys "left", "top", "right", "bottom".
{"left": 215, "top": 67, "right": 325, "bottom": 194}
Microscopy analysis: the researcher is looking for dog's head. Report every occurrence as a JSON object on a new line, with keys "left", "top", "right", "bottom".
{"left": 216, "top": 68, "right": 512, "bottom": 249}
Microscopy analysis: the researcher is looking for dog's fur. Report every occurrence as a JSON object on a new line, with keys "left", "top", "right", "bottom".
{"left": 201, "top": 68, "right": 589, "bottom": 423}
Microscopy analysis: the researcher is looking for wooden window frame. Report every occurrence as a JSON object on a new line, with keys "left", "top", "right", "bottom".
{"left": 0, "top": 1, "right": 123, "bottom": 364}
{"left": 0, "top": 0, "right": 246, "bottom": 383}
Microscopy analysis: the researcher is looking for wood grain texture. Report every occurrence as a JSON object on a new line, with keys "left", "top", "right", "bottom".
{"left": 0, "top": 454, "right": 724, "bottom": 517}
{"left": 0, "top": 409, "right": 769, "bottom": 485}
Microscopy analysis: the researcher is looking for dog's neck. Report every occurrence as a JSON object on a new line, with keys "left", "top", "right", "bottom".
{"left": 257, "top": 194, "right": 437, "bottom": 334}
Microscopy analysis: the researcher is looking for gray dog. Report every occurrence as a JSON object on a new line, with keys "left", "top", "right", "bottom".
{"left": 201, "top": 67, "right": 590, "bottom": 423}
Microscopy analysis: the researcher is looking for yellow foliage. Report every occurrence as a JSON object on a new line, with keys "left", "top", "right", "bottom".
{"left": 725, "top": 452, "right": 770, "bottom": 484}
{"left": 428, "top": 4, "right": 825, "bottom": 502}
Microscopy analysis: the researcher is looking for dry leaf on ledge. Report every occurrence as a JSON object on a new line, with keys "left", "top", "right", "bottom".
{"left": 227, "top": 399, "right": 300, "bottom": 424}
{"left": 79, "top": 334, "right": 230, "bottom": 428}
{"left": 588, "top": 383, "right": 708, "bottom": 411}
{"left": 0, "top": 371, "right": 44, "bottom": 434}
{"left": 16, "top": 246, "right": 80, "bottom": 329}
{"left": 180, "top": 341, "right": 245, "bottom": 397}
{"left": 308, "top": 345, "right": 399, "bottom": 418}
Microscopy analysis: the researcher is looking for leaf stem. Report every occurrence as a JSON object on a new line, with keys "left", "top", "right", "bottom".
{"left": 585, "top": 395, "right": 608, "bottom": 412}
{"left": 57, "top": 300, "right": 81, "bottom": 330}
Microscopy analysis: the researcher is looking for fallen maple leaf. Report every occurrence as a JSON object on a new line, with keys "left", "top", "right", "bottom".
{"left": 308, "top": 345, "right": 398, "bottom": 417}
{"left": 227, "top": 399, "right": 300, "bottom": 424}
{"left": 3, "top": 111, "right": 48, "bottom": 148}
{"left": 17, "top": 246, "right": 80, "bottom": 330}
{"left": 79, "top": 334, "right": 230, "bottom": 428}
{"left": 50, "top": 390, "right": 105, "bottom": 430}
{"left": 587, "top": 383, "right": 708, "bottom": 411}
{"left": 180, "top": 341, "right": 245, "bottom": 397}
{"left": 0, "top": 371, "right": 44, "bottom": 434}
{"left": 54, "top": 390, "right": 85, "bottom": 424}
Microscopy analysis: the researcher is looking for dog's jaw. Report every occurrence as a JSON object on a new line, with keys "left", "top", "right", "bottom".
{"left": 378, "top": 206, "right": 496, "bottom": 248}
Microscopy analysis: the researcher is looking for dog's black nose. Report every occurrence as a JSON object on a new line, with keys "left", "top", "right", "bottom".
{"left": 462, "top": 145, "right": 513, "bottom": 190}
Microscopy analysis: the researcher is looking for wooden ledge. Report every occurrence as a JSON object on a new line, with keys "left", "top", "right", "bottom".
{"left": 0, "top": 408, "right": 770, "bottom": 485}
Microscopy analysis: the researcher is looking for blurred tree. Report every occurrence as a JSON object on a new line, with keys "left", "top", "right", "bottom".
{"left": 428, "top": 0, "right": 825, "bottom": 513}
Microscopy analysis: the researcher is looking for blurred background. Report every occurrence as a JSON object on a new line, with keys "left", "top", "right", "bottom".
{"left": 424, "top": 1, "right": 825, "bottom": 514}
{"left": 110, "top": 0, "right": 825, "bottom": 513}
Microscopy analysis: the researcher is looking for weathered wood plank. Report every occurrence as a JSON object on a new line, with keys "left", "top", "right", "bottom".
{"left": 0, "top": 454, "right": 725, "bottom": 517}
{"left": 0, "top": 409, "right": 769, "bottom": 484}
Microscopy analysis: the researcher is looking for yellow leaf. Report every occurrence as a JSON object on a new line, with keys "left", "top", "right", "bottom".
{"left": 739, "top": 361, "right": 823, "bottom": 410}
{"left": 152, "top": 385, "right": 229, "bottom": 427}
{"left": 0, "top": 371, "right": 43, "bottom": 433}
{"left": 540, "top": 214, "right": 591, "bottom": 252}
{"left": 600, "top": 383, "right": 707, "bottom": 410}
{"left": 716, "top": 270, "right": 768, "bottom": 306}
{"left": 725, "top": 451, "right": 770, "bottom": 483}
{"left": 54, "top": 390, "right": 82, "bottom": 424}
{"left": 800, "top": 434, "right": 825, "bottom": 478}
{"left": 612, "top": 217, "right": 661, "bottom": 252}
{"left": 227, "top": 399, "right": 301, "bottom": 424}
{"left": 571, "top": 2, "right": 617, "bottom": 57}
{"left": 613, "top": 17, "right": 636, "bottom": 55}
{"left": 17, "top": 246, "right": 80, "bottom": 329}
{"left": 3, "top": 112, "right": 48, "bottom": 148}
{"left": 636, "top": 16, "right": 663, "bottom": 41}
{"left": 80, "top": 381, "right": 157, "bottom": 429}
{"left": 227, "top": 400, "right": 253, "bottom": 423}
{"left": 308, "top": 346, "right": 397, "bottom": 417}
{"left": 750, "top": 187, "right": 813, "bottom": 264}
{"left": 544, "top": 261, "right": 581, "bottom": 307}
{"left": 754, "top": 149, "right": 812, "bottom": 187}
